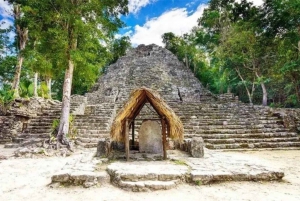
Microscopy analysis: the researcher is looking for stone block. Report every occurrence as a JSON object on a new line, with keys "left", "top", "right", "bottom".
{"left": 139, "top": 120, "right": 162, "bottom": 154}
{"left": 190, "top": 137, "right": 204, "bottom": 158}
{"left": 95, "top": 139, "right": 110, "bottom": 157}
{"left": 51, "top": 171, "right": 70, "bottom": 182}
{"left": 111, "top": 141, "right": 125, "bottom": 151}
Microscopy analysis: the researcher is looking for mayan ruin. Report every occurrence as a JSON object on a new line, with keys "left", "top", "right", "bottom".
{"left": 1, "top": 0, "right": 300, "bottom": 200}
{"left": 1, "top": 44, "right": 300, "bottom": 194}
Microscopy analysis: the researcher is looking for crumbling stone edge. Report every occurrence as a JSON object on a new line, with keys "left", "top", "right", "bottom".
{"left": 49, "top": 165, "right": 284, "bottom": 190}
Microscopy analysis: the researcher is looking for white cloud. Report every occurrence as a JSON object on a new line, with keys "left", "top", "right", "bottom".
{"left": 128, "top": 0, "right": 156, "bottom": 14}
{"left": 129, "top": 4, "right": 207, "bottom": 46}
{"left": 0, "top": 0, "right": 12, "bottom": 18}
{"left": 115, "top": 30, "right": 133, "bottom": 39}
{"left": 249, "top": 0, "right": 264, "bottom": 6}
{"left": 236, "top": 0, "right": 264, "bottom": 6}
{"left": 0, "top": 19, "right": 15, "bottom": 42}
{"left": 0, "top": 0, "right": 15, "bottom": 44}
{"left": 0, "top": 18, "right": 13, "bottom": 29}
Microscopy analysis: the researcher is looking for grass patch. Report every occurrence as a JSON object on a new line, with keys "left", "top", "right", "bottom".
{"left": 172, "top": 159, "right": 188, "bottom": 166}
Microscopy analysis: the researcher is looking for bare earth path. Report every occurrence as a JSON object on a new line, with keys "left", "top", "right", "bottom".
{"left": 0, "top": 147, "right": 300, "bottom": 201}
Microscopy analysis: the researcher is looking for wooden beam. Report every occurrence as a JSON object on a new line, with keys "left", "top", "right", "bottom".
{"left": 162, "top": 117, "right": 167, "bottom": 160}
{"left": 132, "top": 100, "right": 146, "bottom": 120}
{"left": 146, "top": 97, "right": 162, "bottom": 117}
{"left": 131, "top": 120, "right": 135, "bottom": 147}
{"left": 125, "top": 119, "right": 130, "bottom": 161}
{"left": 134, "top": 118, "right": 161, "bottom": 121}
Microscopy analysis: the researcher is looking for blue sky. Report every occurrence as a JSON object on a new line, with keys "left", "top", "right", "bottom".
{"left": 120, "top": 0, "right": 209, "bottom": 46}
{"left": 0, "top": 0, "right": 263, "bottom": 46}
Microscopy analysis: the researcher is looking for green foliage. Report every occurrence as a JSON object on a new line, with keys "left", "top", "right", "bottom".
{"left": 50, "top": 118, "right": 59, "bottom": 142}
{"left": 19, "top": 79, "right": 33, "bottom": 98}
{"left": 195, "top": 180, "right": 202, "bottom": 186}
{"left": 172, "top": 159, "right": 188, "bottom": 166}
{"left": 67, "top": 114, "right": 77, "bottom": 140}
{"left": 0, "top": 56, "right": 16, "bottom": 84}
{"left": 0, "top": 85, "right": 15, "bottom": 114}
{"left": 163, "top": 0, "right": 300, "bottom": 108}
{"left": 38, "top": 82, "right": 49, "bottom": 99}
{"left": 109, "top": 36, "right": 131, "bottom": 64}
{"left": 51, "top": 115, "right": 77, "bottom": 140}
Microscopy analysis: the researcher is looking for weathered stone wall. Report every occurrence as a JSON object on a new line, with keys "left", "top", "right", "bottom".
{"left": 270, "top": 108, "right": 300, "bottom": 133}
{"left": 0, "top": 98, "right": 61, "bottom": 144}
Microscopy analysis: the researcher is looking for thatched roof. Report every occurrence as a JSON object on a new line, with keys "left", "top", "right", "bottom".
{"left": 110, "top": 87, "right": 184, "bottom": 143}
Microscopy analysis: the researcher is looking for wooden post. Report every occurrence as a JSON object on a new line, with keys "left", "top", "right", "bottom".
{"left": 131, "top": 120, "right": 135, "bottom": 147}
{"left": 162, "top": 117, "right": 167, "bottom": 160}
{"left": 125, "top": 119, "right": 130, "bottom": 161}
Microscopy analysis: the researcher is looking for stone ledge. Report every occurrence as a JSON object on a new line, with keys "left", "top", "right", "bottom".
{"left": 51, "top": 170, "right": 109, "bottom": 188}
{"left": 191, "top": 171, "right": 284, "bottom": 185}
{"left": 119, "top": 180, "right": 180, "bottom": 192}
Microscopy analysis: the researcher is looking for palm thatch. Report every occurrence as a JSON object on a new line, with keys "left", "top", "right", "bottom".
{"left": 110, "top": 87, "right": 184, "bottom": 143}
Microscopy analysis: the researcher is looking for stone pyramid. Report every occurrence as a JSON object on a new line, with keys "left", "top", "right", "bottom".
{"left": 86, "top": 44, "right": 215, "bottom": 105}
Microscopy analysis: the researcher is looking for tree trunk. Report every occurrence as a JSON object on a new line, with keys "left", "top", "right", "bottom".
{"left": 255, "top": 71, "right": 268, "bottom": 106}
{"left": 185, "top": 53, "right": 189, "bottom": 69}
{"left": 193, "top": 61, "right": 197, "bottom": 75}
{"left": 56, "top": 60, "right": 74, "bottom": 148}
{"left": 33, "top": 72, "right": 38, "bottom": 97}
{"left": 260, "top": 83, "right": 268, "bottom": 106}
{"left": 12, "top": 55, "right": 24, "bottom": 97}
{"left": 46, "top": 77, "right": 52, "bottom": 99}
{"left": 235, "top": 67, "right": 253, "bottom": 105}
{"left": 56, "top": 29, "right": 77, "bottom": 148}
{"left": 12, "top": 4, "right": 28, "bottom": 98}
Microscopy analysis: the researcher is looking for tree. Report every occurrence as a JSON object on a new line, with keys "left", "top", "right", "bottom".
{"left": 261, "top": 0, "right": 300, "bottom": 106}
{"left": 0, "top": 26, "right": 16, "bottom": 86}
{"left": 109, "top": 36, "right": 131, "bottom": 64}
{"left": 26, "top": 0, "right": 129, "bottom": 148}
{"left": 5, "top": 1, "right": 29, "bottom": 98}
{"left": 216, "top": 22, "right": 271, "bottom": 105}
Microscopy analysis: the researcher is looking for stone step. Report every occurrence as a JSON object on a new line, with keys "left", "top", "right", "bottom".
{"left": 20, "top": 133, "right": 50, "bottom": 139}
{"left": 77, "top": 136, "right": 109, "bottom": 143}
{"left": 28, "top": 122, "right": 52, "bottom": 127}
{"left": 76, "top": 129, "right": 109, "bottom": 133}
{"left": 107, "top": 161, "right": 188, "bottom": 191}
{"left": 30, "top": 118, "right": 58, "bottom": 123}
{"left": 207, "top": 141, "right": 300, "bottom": 149}
{"left": 74, "top": 119, "right": 110, "bottom": 123}
{"left": 184, "top": 132, "right": 298, "bottom": 139}
{"left": 205, "top": 137, "right": 299, "bottom": 144}
{"left": 74, "top": 122, "right": 109, "bottom": 126}
{"left": 185, "top": 128, "right": 289, "bottom": 134}
{"left": 0, "top": 139, "right": 12, "bottom": 144}
{"left": 118, "top": 180, "right": 180, "bottom": 191}
{"left": 24, "top": 128, "right": 52, "bottom": 133}
{"left": 83, "top": 143, "right": 98, "bottom": 148}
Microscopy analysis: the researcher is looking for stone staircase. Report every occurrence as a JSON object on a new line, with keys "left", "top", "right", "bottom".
{"left": 14, "top": 102, "right": 62, "bottom": 144}
{"left": 12, "top": 99, "right": 85, "bottom": 145}
{"left": 0, "top": 117, "right": 14, "bottom": 144}
{"left": 71, "top": 98, "right": 300, "bottom": 150}
{"left": 74, "top": 103, "right": 115, "bottom": 148}
{"left": 168, "top": 102, "right": 300, "bottom": 150}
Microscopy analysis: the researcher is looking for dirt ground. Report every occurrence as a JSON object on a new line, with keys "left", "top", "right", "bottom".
{"left": 0, "top": 147, "right": 300, "bottom": 201}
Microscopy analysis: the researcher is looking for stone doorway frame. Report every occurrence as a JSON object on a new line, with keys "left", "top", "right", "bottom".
{"left": 110, "top": 87, "right": 184, "bottom": 161}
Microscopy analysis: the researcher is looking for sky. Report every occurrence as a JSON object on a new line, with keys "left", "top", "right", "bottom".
{"left": 0, "top": 0, "right": 264, "bottom": 47}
